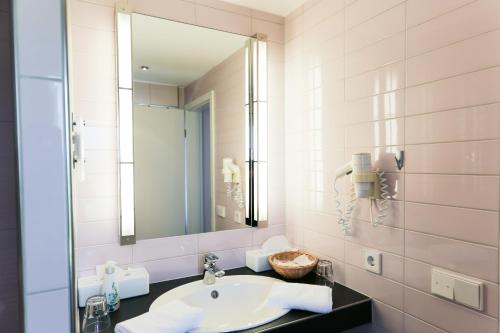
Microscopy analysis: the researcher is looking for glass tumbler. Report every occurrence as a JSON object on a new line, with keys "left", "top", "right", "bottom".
{"left": 82, "top": 295, "right": 111, "bottom": 333}
{"left": 315, "top": 259, "right": 334, "bottom": 284}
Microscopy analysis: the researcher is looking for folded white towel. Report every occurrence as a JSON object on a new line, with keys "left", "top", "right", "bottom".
{"left": 267, "top": 282, "right": 332, "bottom": 314}
{"left": 115, "top": 300, "right": 204, "bottom": 333}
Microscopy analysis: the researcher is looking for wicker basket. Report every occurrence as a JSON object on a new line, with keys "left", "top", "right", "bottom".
{"left": 268, "top": 251, "right": 318, "bottom": 279}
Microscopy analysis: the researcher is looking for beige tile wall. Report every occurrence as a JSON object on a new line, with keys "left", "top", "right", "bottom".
{"left": 69, "top": 0, "right": 285, "bottom": 282}
{"left": 68, "top": 1, "right": 500, "bottom": 331}
{"left": 284, "top": 0, "right": 500, "bottom": 332}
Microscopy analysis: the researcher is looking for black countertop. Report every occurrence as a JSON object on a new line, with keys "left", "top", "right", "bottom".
{"left": 79, "top": 267, "right": 371, "bottom": 332}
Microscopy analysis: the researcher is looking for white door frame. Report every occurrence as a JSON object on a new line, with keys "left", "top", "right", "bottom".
{"left": 184, "top": 91, "right": 216, "bottom": 231}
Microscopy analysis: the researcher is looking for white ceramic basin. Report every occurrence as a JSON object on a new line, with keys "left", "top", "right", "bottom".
{"left": 150, "top": 275, "right": 290, "bottom": 332}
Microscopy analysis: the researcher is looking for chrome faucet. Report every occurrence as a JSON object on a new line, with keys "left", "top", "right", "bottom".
{"left": 203, "top": 253, "right": 225, "bottom": 285}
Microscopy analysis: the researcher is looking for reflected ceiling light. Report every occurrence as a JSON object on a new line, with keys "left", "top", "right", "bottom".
{"left": 140, "top": 65, "right": 150, "bottom": 71}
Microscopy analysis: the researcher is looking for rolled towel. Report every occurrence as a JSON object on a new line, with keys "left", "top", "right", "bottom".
{"left": 115, "top": 300, "right": 204, "bottom": 333}
{"left": 267, "top": 282, "right": 332, "bottom": 314}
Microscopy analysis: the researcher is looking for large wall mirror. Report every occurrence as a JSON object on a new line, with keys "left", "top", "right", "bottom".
{"left": 116, "top": 5, "right": 268, "bottom": 244}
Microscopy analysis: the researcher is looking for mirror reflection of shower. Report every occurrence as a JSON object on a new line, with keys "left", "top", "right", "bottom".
{"left": 133, "top": 84, "right": 215, "bottom": 238}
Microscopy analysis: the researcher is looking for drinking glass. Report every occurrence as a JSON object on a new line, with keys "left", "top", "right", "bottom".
{"left": 315, "top": 259, "right": 334, "bottom": 284}
{"left": 82, "top": 295, "right": 111, "bottom": 333}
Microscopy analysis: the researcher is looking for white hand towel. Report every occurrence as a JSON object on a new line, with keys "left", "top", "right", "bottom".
{"left": 115, "top": 300, "right": 204, "bottom": 333}
{"left": 267, "top": 282, "right": 332, "bottom": 314}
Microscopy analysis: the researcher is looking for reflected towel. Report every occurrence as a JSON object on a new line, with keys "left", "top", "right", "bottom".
{"left": 115, "top": 300, "right": 204, "bottom": 333}
{"left": 267, "top": 282, "right": 332, "bottom": 314}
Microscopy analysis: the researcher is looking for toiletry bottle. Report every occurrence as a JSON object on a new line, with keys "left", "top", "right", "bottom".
{"left": 103, "top": 263, "right": 120, "bottom": 312}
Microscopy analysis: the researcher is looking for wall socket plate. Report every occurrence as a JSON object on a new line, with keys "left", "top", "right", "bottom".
{"left": 364, "top": 248, "right": 382, "bottom": 274}
{"left": 216, "top": 205, "right": 226, "bottom": 218}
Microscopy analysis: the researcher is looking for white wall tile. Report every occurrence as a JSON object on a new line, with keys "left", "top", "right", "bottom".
{"left": 346, "top": 3, "right": 405, "bottom": 53}
{"left": 252, "top": 224, "right": 286, "bottom": 246}
{"left": 346, "top": 0, "right": 404, "bottom": 30}
{"left": 195, "top": 0, "right": 252, "bottom": 17}
{"left": 406, "top": 0, "right": 500, "bottom": 57}
{"left": 195, "top": 5, "right": 251, "bottom": 36}
{"left": 25, "top": 289, "right": 71, "bottom": 333}
{"left": 346, "top": 61, "right": 405, "bottom": 100}
{"left": 198, "top": 228, "right": 253, "bottom": 253}
{"left": 18, "top": 78, "right": 70, "bottom": 294}
{"left": 77, "top": 244, "right": 132, "bottom": 271}
{"left": 346, "top": 32, "right": 405, "bottom": 78}
{"left": 139, "top": 255, "right": 199, "bottom": 283}
{"left": 71, "top": 25, "right": 115, "bottom": 55}
{"left": 407, "top": 29, "right": 500, "bottom": 87}
{"left": 75, "top": 196, "right": 118, "bottom": 222}
{"left": 133, "top": 234, "right": 198, "bottom": 262}
{"left": 406, "top": 67, "right": 500, "bottom": 116}
{"left": 16, "top": 0, "right": 63, "bottom": 78}
{"left": 406, "top": 0, "right": 476, "bottom": 28}
{"left": 76, "top": 221, "right": 118, "bottom": 247}
{"left": 303, "top": 0, "right": 344, "bottom": 30}
{"left": 70, "top": 0, "right": 115, "bottom": 31}
{"left": 404, "top": 287, "right": 498, "bottom": 333}
{"left": 130, "top": 0, "right": 196, "bottom": 25}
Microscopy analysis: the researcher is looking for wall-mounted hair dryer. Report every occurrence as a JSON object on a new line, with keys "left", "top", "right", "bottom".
{"left": 222, "top": 158, "right": 244, "bottom": 208}
{"left": 334, "top": 153, "right": 389, "bottom": 235}
{"left": 222, "top": 158, "right": 241, "bottom": 184}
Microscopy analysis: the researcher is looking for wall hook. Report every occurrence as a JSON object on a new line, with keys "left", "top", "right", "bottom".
{"left": 395, "top": 150, "right": 404, "bottom": 170}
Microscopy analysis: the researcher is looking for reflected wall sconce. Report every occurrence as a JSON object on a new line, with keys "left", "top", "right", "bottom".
{"left": 116, "top": 3, "right": 136, "bottom": 245}
{"left": 245, "top": 33, "right": 268, "bottom": 227}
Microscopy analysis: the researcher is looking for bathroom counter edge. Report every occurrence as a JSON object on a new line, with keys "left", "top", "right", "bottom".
{"left": 79, "top": 267, "right": 371, "bottom": 332}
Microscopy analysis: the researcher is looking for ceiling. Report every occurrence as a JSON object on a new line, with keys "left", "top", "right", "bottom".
{"left": 221, "top": 0, "right": 307, "bottom": 16}
{"left": 132, "top": 14, "right": 249, "bottom": 86}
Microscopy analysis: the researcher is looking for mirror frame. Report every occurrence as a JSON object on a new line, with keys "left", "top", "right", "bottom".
{"left": 115, "top": 4, "right": 268, "bottom": 245}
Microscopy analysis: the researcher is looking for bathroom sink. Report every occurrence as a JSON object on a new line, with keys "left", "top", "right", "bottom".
{"left": 150, "top": 275, "right": 290, "bottom": 332}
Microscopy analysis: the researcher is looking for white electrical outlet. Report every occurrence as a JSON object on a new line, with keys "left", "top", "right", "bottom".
{"left": 234, "top": 210, "right": 242, "bottom": 223}
{"left": 216, "top": 205, "right": 226, "bottom": 218}
{"left": 363, "top": 248, "right": 381, "bottom": 274}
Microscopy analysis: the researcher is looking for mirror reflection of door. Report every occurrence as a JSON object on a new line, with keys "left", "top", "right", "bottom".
{"left": 186, "top": 102, "right": 212, "bottom": 234}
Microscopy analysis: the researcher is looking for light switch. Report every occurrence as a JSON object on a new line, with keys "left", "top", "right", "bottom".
{"left": 431, "top": 269, "right": 454, "bottom": 300}
{"left": 431, "top": 268, "right": 483, "bottom": 311}
{"left": 454, "top": 278, "right": 483, "bottom": 310}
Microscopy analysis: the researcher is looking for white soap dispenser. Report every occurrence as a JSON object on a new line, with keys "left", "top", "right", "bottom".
{"left": 102, "top": 261, "right": 120, "bottom": 312}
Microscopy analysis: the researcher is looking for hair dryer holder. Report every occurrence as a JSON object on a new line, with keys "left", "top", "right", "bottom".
{"left": 351, "top": 171, "right": 381, "bottom": 199}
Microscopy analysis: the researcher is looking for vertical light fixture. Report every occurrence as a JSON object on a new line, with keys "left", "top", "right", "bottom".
{"left": 245, "top": 34, "right": 268, "bottom": 226}
{"left": 116, "top": 3, "right": 135, "bottom": 244}
{"left": 254, "top": 37, "right": 268, "bottom": 224}
{"left": 244, "top": 41, "right": 251, "bottom": 224}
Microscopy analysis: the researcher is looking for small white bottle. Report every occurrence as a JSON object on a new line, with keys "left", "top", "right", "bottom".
{"left": 102, "top": 262, "right": 120, "bottom": 312}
